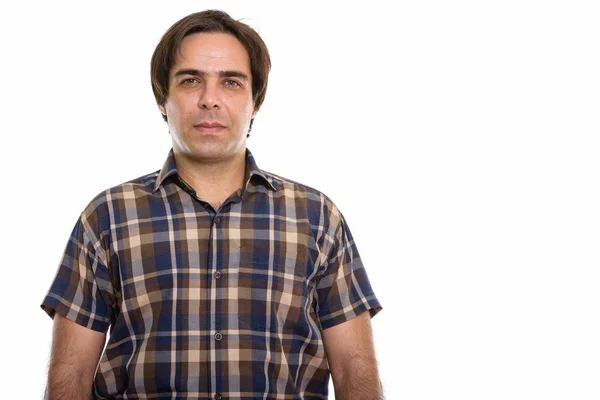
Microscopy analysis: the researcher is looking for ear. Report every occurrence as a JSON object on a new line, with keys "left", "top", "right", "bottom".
{"left": 251, "top": 107, "right": 258, "bottom": 119}
{"left": 158, "top": 104, "right": 166, "bottom": 117}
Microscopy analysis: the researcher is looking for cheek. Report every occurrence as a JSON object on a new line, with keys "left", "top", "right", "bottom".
{"left": 232, "top": 99, "right": 255, "bottom": 119}
{"left": 166, "top": 98, "right": 193, "bottom": 122}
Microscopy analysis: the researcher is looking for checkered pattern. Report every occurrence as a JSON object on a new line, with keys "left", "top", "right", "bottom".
{"left": 41, "top": 147, "right": 382, "bottom": 399}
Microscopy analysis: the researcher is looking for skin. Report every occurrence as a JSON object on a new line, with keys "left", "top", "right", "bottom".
{"left": 44, "top": 313, "right": 106, "bottom": 400}
{"left": 158, "top": 32, "right": 257, "bottom": 209}
{"left": 322, "top": 311, "right": 384, "bottom": 400}
{"left": 45, "top": 31, "right": 382, "bottom": 399}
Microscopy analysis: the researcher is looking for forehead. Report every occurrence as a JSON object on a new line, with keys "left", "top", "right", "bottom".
{"left": 173, "top": 32, "right": 251, "bottom": 75}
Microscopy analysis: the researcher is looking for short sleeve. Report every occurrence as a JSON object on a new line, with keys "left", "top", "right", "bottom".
{"left": 315, "top": 212, "right": 382, "bottom": 330}
{"left": 40, "top": 210, "right": 115, "bottom": 333}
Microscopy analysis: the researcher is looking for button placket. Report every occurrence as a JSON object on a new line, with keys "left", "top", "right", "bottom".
{"left": 210, "top": 209, "right": 225, "bottom": 398}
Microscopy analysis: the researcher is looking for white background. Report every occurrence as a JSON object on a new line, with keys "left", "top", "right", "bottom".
{"left": 1, "top": 1, "right": 599, "bottom": 399}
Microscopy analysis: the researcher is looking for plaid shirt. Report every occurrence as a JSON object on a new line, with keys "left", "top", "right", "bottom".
{"left": 41, "top": 147, "right": 382, "bottom": 399}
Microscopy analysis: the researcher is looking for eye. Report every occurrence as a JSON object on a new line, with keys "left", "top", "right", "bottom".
{"left": 224, "top": 79, "right": 241, "bottom": 87}
{"left": 181, "top": 78, "right": 198, "bottom": 85}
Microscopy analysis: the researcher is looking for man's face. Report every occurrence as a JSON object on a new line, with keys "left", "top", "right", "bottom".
{"left": 159, "top": 32, "right": 256, "bottom": 161}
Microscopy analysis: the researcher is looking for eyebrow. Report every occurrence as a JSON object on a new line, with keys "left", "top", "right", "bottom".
{"left": 173, "top": 69, "right": 249, "bottom": 82}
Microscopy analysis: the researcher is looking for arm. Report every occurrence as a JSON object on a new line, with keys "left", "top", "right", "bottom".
{"left": 322, "top": 311, "right": 384, "bottom": 400}
{"left": 44, "top": 313, "right": 107, "bottom": 400}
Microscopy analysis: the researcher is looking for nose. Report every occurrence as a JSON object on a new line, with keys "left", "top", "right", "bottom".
{"left": 198, "top": 80, "right": 220, "bottom": 110}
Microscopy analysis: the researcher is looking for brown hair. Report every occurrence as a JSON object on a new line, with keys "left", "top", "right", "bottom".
{"left": 150, "top": 10, "right": 271, "bottom": 136}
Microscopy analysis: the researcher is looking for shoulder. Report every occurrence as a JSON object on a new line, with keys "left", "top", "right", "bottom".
{"left": 88, "top": 169, "right": 161, "bottom": 205}
{"left": 76, "top": 169, "right": 161, "bottom": 232}
{"left": 262, "top": 170, "right": 343, "bottom": 216}
{"left": 260, "top": 170, "right": 347, "bottom": 239}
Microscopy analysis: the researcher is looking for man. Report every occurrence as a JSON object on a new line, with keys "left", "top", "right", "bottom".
{"left": 41, "top": 10, "right": 383, "bottom": 400}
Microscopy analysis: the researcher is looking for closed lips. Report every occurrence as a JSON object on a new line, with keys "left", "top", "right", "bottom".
{"left": 195, "top": 122, "right": 225, "bottom": 128}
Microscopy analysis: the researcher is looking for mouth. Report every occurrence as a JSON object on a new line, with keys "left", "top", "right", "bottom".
{"left": 193, "top": 123, "right": 225, "bottom": 134}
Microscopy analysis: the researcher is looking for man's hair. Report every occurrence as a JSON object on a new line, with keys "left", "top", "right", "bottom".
{"left": 150, "top": 10, "right": 271, "bottom": 135}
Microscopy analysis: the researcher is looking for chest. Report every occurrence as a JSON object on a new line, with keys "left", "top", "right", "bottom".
{"left": 108, "top": 192, "right": 323, "bottom": 335}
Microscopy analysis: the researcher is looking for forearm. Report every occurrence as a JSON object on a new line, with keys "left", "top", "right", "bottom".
{"left": 333, "top": 358, "right": 384, "bottom": 400}
{"left": 44, "top": 361, "right": 92, "bottom": 400}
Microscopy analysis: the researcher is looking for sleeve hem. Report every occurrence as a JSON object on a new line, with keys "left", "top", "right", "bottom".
{"left": 318, "top": 293, "right": 383, "bottom": 330}
{"left": 40, "top": 294, "right": 110, "bottom": 333}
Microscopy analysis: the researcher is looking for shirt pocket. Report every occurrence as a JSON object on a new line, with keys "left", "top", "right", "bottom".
{"left": 235, "top": 248, "right": 318, "bottom": 339}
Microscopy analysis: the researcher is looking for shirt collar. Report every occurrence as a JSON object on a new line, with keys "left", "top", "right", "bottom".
{"left": 152, "top": 147, "right": 277, "bottom": 193}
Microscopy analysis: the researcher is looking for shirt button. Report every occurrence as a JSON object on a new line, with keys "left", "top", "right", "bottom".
{"left": 213, "top": 271, "right": 221, "bottom": 279}
{"left": 214, "top": 217, "right": 221, "bottom": 224}
{"left": 215, "top": 332, "right": 223, "bottom": 341}
{"left": 214, "top": 394, "right": 222, "bottom": 400}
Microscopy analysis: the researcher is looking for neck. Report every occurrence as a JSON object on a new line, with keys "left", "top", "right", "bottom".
{"left": 173, "top": 149, "right": 247, "bottom": 205}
